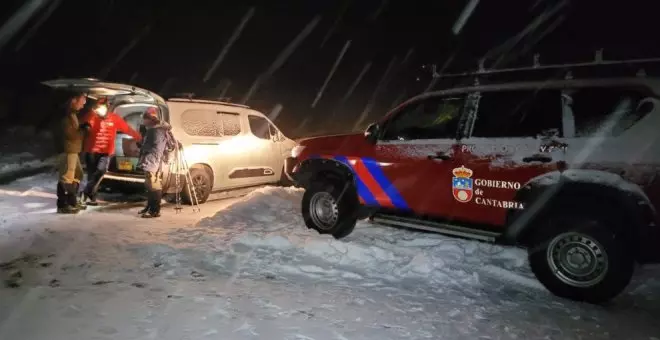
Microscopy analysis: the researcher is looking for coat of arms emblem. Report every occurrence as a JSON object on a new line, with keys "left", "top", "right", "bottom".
{"left": 452, "top": 165, "right": 474, "bottom": 203}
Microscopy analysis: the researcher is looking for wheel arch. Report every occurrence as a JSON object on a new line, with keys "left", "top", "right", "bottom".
{"left": 294, "top": 157, "right": 357, "bottom": 189}
{"left": 190, "top": 162, "right": 215, "bottom": 188}
{"left": 295, "top": 157, "right": 375, "bottom": 219}
{"left": 164, "top": 162, "right": 215, "bottom": 194}
{"left": 503, "top": 169, "right": 656, "bottom": 260}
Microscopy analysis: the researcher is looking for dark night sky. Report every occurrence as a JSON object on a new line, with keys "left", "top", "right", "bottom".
{"left": 0, "top": 0, "right": 658, "bottom": 138}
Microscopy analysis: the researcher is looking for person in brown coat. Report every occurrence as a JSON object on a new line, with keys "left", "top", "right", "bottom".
{"left": 56, "top": 93, "right": 88, "bottom": 214}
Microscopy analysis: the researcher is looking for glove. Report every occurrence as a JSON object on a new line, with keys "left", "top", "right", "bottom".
{"left": 79, "top": 122, "right": 91, "bottom": 130}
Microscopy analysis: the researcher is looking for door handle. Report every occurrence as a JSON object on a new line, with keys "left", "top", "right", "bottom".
{"left": 522, "top": 154, "right": 553, "bottom": 163}
{"left": 427, "top": 152, "right": 452, "bottom": 160}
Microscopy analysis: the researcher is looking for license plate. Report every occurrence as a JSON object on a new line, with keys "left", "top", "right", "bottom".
{"left": 118, "top": 160, "right": 133, "bottom": 171}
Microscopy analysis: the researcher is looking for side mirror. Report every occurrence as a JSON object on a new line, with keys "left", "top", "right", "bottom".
{"left": 364, "top": 123, "right": 379, "bottom": 144}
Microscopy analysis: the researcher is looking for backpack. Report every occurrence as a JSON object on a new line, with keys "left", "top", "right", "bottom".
{"left": 162, "top": 129, "right": 177, "bottom": 164}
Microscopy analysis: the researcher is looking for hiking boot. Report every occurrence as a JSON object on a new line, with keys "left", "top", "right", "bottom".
{"left": 75, "top": 193, "right": 87, "bottom": 210}
{"left": 57, "top": 206, "right": 80, "bottom": 214}
{"left": 141, "top": 211, "right": 161, "bottom": 218}
{"left": 83, "top": 192, "right": 99, "bottom": 206}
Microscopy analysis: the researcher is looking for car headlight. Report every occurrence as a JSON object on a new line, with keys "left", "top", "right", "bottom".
{"left": 291, "top": 145, "right": 306, "bottom": 158}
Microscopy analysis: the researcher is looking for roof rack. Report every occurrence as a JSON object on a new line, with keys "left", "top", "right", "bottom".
{"left": 167, "top": 93, "right": 250, "bottom": 108}
{"left": 432, "top": 49, "right": 660, "bottom": 81}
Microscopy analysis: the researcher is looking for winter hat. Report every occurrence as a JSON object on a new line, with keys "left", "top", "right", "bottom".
{"left": 143, "top": 107, "right": 160, "bottom": 122}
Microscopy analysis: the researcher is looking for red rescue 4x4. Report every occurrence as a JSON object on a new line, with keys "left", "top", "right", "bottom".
{"left": 286, "top": 75, "right": 660, "bottom": 304}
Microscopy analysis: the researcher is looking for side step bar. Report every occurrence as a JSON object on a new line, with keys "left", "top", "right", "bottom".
{"left": 371, "top": 214, "right": 501, "bottom": 243}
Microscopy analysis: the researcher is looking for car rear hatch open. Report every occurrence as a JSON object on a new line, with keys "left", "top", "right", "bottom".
{"left": 42, "top": 78, "right": 168, "bottom": 179}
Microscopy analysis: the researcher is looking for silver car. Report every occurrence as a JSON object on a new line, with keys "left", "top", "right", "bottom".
{"left": 43, "top": 78, "right": 298, "bottom": 204}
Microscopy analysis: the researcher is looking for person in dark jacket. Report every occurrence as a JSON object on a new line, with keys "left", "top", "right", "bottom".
{"left": 80, "top": 97, "right": 142, "bottom": 206}
{"left": 57, "top": 93, "right": 88, "bottom": 214}
{"left": 137, "top": 107, "right": 175, "bottom": 218}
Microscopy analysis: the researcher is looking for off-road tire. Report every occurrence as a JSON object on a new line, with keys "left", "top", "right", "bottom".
{"left": 528, "top": 208, "right": 634, "bottom": 304}
{"left": 302, "top": 179, "right": 359, "bottom": 239}
{"left": 182, "top": 168, "right": 212, "bottom": 205}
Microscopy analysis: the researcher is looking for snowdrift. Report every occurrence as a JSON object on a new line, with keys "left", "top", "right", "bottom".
{"left": 142, "top": 186, "right": 540, "bottom": 291}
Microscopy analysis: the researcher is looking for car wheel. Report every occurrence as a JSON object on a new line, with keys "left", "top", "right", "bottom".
{"left": 182, "top": 167, "right": 212, "bottom": 205}
{"left": 301, "top": 179, "right": 358, "bottom": 239}
{"left": 528, "top": 212, "right": 634, "bottom": 304}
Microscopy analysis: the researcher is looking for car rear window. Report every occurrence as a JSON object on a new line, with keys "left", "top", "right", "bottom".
{"left": 181, "top": 109, "right": 222, "bottom": 137}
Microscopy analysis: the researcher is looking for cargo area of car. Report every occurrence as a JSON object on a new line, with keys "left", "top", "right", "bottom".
{"left": 107, "top": 103, "right": 158, "bottom": 177}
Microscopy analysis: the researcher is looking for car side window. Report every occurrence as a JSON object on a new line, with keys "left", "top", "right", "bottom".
{"left": 123, "top": 111, "right": 143, "bottom": 131}
{"left": 248, "top": 115, "right": 271, "bottom": 140}
{"left": 471, "top": 89, "right": 563, "bottom": 138}
{"left": 562, "top": 86, "right": 651, "bottom": 137}
{"left": 181, "top": 109, "right": 222, "bottom": 137}
{"left": 217, "top": 112, "right": 241, "bottom": 136}
{"left": 380, "top": 96, "right": 465, "bottom": 141}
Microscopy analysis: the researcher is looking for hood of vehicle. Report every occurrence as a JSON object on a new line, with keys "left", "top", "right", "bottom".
{"left": 297, "top": 132, "right": 366, "bottom": 154}
{"left": 42, "top": 78, "right": 166, "bottom": 106}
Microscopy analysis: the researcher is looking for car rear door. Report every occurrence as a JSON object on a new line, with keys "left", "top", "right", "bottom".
{"left": 452, "top": 88, "right": 565, "bottom": 226}
{"left": 41, "top": 78, "right": 165, "bottom": 105}
{"left": 361, "top": 95, "right": 466, "bottom": 217}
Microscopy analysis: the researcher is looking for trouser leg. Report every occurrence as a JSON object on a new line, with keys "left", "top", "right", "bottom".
{"left": 142, "top": 171, "right": 162, "bottom": 218}
{"left": 84, "top": 154, "right": 110, "bottom": 202}
{"left": 57, "top": 153, "right": 82, "bottom": 213}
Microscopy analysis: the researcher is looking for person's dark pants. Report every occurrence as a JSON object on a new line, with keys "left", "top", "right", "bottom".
{"left": 83, "top": 153, "right": 111, "bottom": 201}
{"left": 141, "top": 170, "right": 163, "bottom": 216}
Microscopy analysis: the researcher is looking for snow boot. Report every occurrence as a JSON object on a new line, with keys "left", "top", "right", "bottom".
{"left": 83, "top": 191, "right": 99, "bottom": 206}
{"left": 56, "top": 182, "right": 67, "bottom": 210}
{"left": 57, "top": 182, "right": 80, "bottom": 214}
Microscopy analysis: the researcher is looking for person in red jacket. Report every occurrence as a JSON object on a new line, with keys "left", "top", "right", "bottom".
{"left": 80, "top": 97, "right": 142, "bottom": 205}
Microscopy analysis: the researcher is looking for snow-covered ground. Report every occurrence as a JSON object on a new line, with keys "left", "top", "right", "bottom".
{"left": 0, "top": 173, "right": 659, "bottom": 340}
{"left": 0, "top": 152, "right": 56, "bottom": 179}
{"left": 0, "top": 126, "right": 58, "bottom": 181}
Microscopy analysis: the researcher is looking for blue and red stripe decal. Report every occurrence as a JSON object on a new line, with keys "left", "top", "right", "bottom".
{"left": 311, "top": 154, "right": 409, "bottom": 210}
